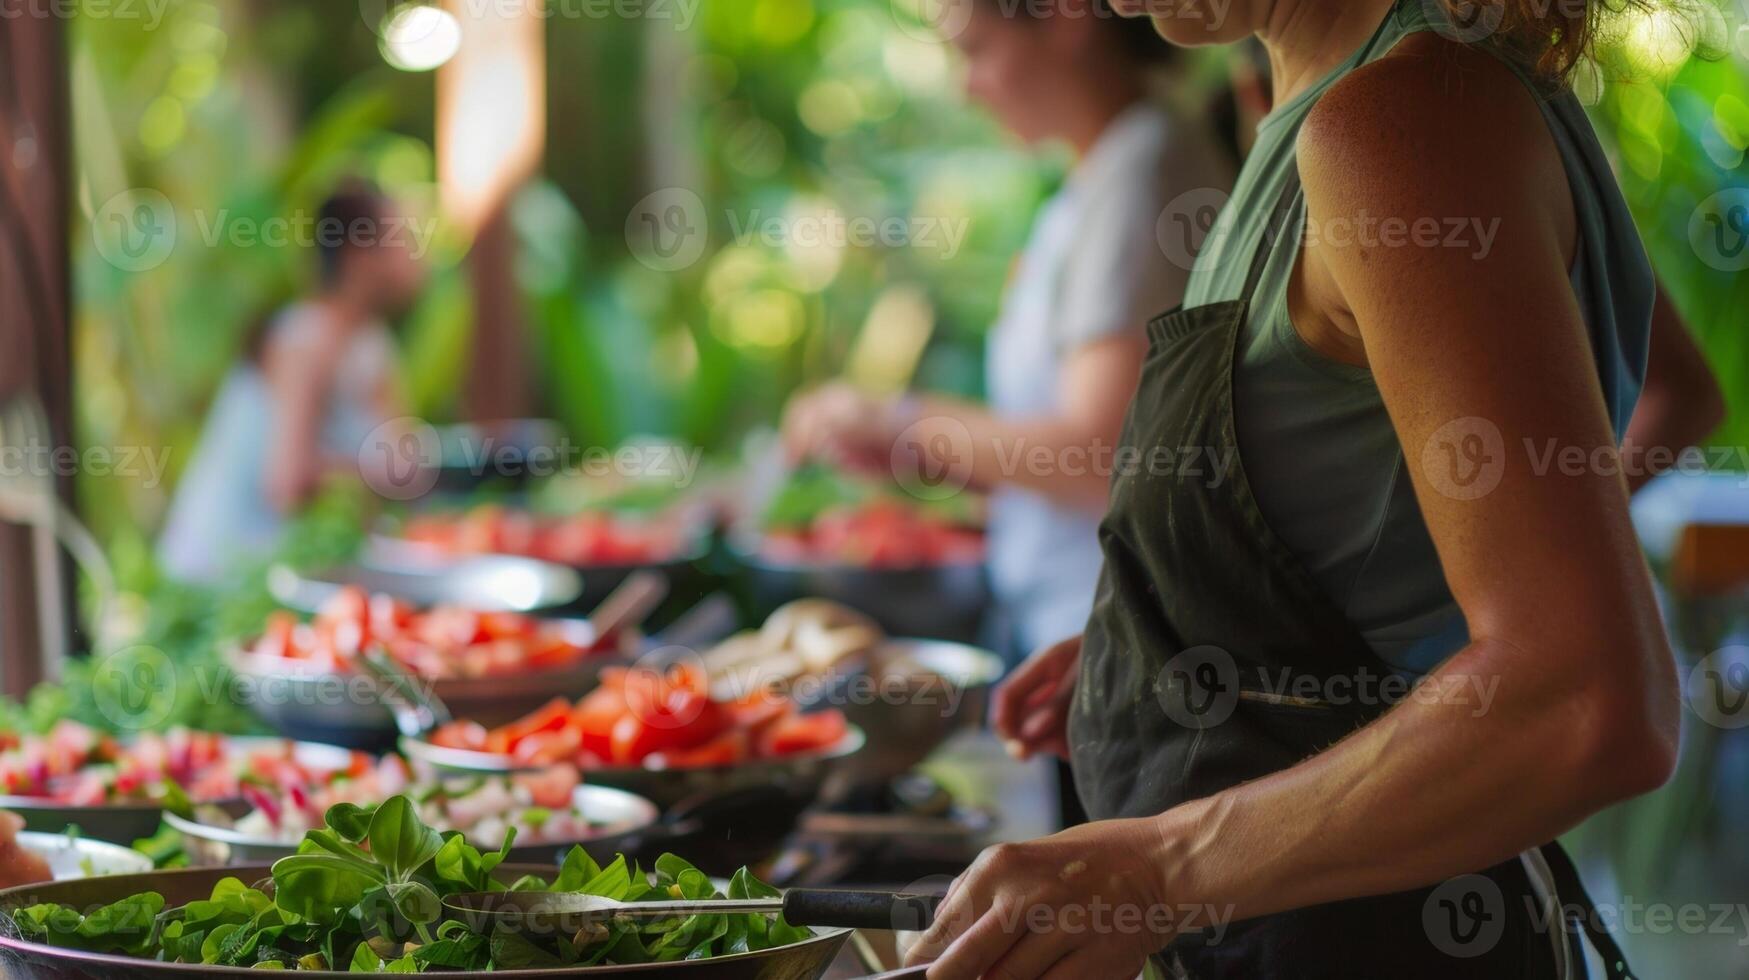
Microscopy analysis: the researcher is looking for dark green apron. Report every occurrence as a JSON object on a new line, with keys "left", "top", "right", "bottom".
{"left": 1069, "top": 174, "right": 1637, "bottom": 979}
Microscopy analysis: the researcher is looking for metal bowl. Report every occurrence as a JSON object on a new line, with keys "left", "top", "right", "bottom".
{"left": 16, "top": 832, "right": 154, "bottom": 879}
{"left": 827, "top": 639, "right": 1005, "bottom": 788}
{"left": 231, "top": 635, "right": 629, "bottom": 751}
{"left": 401, "top": 727, "right": 867, "bottom": 810}
{"left": 731, "top": 541, "right": 989, "bottom": 644}
{"left": 268, "top": 553, "right": 584, "bottom": 615}
{"left": 164, "top": 782, "right": 661, "bottom": 867}
{"left": 0, "top": 864, "right": 852, "bottom": 980}
{"left": 0, "top": 738, "right": 359, "bottom": 844}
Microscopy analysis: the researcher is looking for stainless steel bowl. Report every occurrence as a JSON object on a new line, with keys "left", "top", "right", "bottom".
{"left": 0, "top": 738, "right": 359, "bottom": 844}
{"left": 401, "top": 727, "right": 867, "bottom": 810}
{"left": 828, "top": 639, "right": 1006, "bottom": 788}
{"left": 16, "top": 832, "right": 154, "bottom": 879}
{"left": 268, "top": 553, "right": 584, "bottom": 615}
{"left": 165, "top": 782, "right": 661, "bottom": 866}
{"left": 731, "top": 541, "right": 990, "bottom": 643}
{"left": 231, "top": 630, "right": 629, "bottom": 751}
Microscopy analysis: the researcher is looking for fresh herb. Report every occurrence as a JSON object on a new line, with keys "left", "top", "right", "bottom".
{"left": 10, "top": 795, "right": 811, "bottom": 971}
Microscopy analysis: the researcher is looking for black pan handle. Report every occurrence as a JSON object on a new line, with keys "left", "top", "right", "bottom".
{"left": 781, "top": 889, "right": 941, "bottom": 932}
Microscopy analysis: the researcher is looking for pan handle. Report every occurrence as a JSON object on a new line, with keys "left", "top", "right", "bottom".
{"left": 358, "top": 649, "right": 452, "bottom": 736}
{"left": 782, "top": 888, "right": 941, "bottom": 932}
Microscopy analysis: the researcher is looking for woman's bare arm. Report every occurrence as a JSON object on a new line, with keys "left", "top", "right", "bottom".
{"left": 1623, "top": 280, "right": 1725, "bottom": 491}
{"left": 1149, "top": 45, "right": 1680, "bottom": 920}
{"left": 261, "top": 322, "right": 335, "bottom": 513}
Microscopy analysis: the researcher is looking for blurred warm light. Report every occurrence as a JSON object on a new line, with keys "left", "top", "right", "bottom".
{"left": 714, "top": 289, "right": 807, "bottom": 349}
{"left": 752, "top": 0, "right": 815, "bottom": 46}
{"left": 705, "top": 246, "right": 770, "bottom": 306}
{"left": 846, "top": 284, "right": 934, "bottom": 392}
{"left": 381, "top": 4, "right": 463, "bottom": 72}
{"left": 882, "top": 35, "right": 950, "bottom": 93}
{"left": 798, "top": 79, "right": 863, "bottom": 135}
{"left": 780, "top": 195, "right": 846, "bottom": 291}
{"left": 438, "top": 0, "right": 545, "bottom": 234}
{"left": 1618, "top": 6, "right": 1695, "bottom": 76}
{"left": 139, "top": 96, "right": 186, "bottom": 152}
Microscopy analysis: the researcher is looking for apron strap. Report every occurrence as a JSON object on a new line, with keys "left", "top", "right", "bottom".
{"left": 1538, "top": 841, "right": 1640, "bottom": 980}
{"left": 1237, "top": 168, "right": 1302, "bottom": 308}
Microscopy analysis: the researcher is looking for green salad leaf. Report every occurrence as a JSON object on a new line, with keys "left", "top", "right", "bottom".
{"left": 8, "top": 794, "right": 813, "bottom": 971}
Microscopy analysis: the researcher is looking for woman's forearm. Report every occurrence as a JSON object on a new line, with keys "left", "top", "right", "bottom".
{"left": 1150, "top": 632, "right": 1678, "bottom": 924}
{"left": 905, "top": 395, "right": 1118, "bottom": 512}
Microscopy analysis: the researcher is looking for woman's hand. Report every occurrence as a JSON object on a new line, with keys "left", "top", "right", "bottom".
{"left": 904, "top": 818, "right": 1183, "bottom": 979}
{"left": 991, "top": 635, "right": 1081, "bottom": 760}
{"left": 780, "top": 381, "right": 904, "bottom": 475}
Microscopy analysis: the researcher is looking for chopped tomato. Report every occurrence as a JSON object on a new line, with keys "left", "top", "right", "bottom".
{"left": 512, "top": 765, "right": 581, "bottom": 809}
{"left": 759, "top": 710, "right": 849, "bottom": 757}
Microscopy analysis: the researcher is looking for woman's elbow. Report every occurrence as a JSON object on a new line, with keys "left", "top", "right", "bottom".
{"left": 1570, "top": 649, "right": 1682, "bottom": 802}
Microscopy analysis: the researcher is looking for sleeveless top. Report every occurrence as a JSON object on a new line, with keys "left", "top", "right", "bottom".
{"left": 157, "top": 307, "right": 394, "bottom": 583}
{"left": 1186, "top": 0, "right": 1654, "bottom": 674}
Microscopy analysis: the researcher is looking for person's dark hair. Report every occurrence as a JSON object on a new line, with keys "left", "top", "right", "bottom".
{"left": 981, "top": 0, "right": 1178, "bottom": 67}
{"left": 1449, "top": 0, "right": 1695, "bottom": 82}
{"left": 315, "top": 180, "right": 387, "bottom": 288}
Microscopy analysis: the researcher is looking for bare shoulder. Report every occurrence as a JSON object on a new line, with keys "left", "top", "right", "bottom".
{"left": 1296, "top": 35, "right": 1572, "bottom": 237}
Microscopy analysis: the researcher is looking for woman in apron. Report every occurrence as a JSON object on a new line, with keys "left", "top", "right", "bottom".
{"left": 914, "top": 0, "right": 1692, "bottom": 976}
{"left": 782, "top": 0, "right": 1233, "bottom": 660}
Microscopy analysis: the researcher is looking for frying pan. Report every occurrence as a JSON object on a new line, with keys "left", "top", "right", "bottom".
{"left": 0, "top": 738, "right": 358, "bottom": 844}
{"left": 0, "top": 865, "right": 853, "bottom": 980}
{"left": 162, "top": 782, "right": 662, "bottom": 867}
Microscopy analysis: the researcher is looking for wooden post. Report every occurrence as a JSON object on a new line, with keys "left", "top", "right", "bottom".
{"left": 0, "top": 13, "right": 74, "bottom": 696}
{"left": 437, "top": 0, "right": 545, "bottom": 423}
